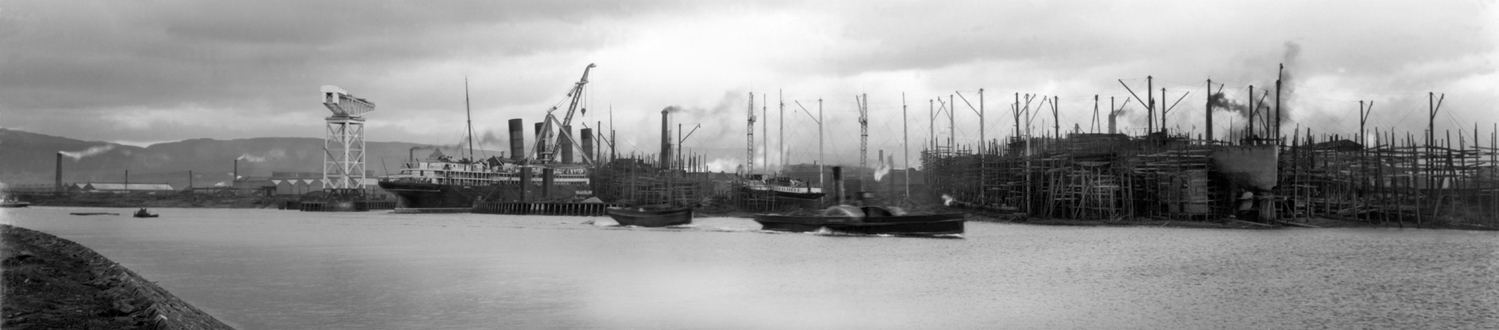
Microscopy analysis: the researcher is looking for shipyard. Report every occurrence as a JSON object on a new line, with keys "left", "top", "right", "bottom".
{"left": 4, "top": 2, "right": 1498, "bottom": 329}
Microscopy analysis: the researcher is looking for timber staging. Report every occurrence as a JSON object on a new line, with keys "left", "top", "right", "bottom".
{"left": 921, "top": 129, "right": 1499, "bottom": 229}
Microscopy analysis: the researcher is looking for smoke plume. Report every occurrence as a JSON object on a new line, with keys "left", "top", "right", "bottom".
{"left": 1207, "top": 41, "right": 1302, "bottom": 133}
{"left": 1277, "top": 41, "right": 1301, "bottom": 127}
{"left": 60, "top": 145, "right": 114, "bottom": 161}
{"left": 237, "top": 149, "right": 286, "bottom": 162}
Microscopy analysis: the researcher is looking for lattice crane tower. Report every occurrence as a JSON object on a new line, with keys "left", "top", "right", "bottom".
{"left": 320, "top": 85, "right": 376, "bottom": 190}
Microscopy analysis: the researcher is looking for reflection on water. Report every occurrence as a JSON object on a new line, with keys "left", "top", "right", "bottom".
{"left": 3, "top": 207, "right": 1495, "bottom": 329}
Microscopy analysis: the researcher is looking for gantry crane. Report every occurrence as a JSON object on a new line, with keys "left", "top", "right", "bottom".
{"left": 320, "top": 85, "right": 376, "bottom": 190}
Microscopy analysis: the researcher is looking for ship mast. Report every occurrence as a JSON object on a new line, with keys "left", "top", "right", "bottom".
{"left": 465, "top": 77, "right": 475, "bottom": 160}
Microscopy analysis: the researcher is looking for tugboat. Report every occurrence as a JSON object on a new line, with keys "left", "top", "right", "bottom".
{"left": 751, "top": 166, "right": 964, "bottom": 236}
{"left": 132, "top": 207, "right": 158, "bottom": 218}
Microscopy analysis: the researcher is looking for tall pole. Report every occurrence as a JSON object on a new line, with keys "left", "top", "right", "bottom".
{"left": 763, "top": 94, "right": 768, "bottom": 173}
{"left": 609, "top": 106, "right": 616, "bottom": 162}
{"left": 979, "top": 89, "right": 985, "bottom": 148}
{"left": 1147, "top": 76, "right": 1154, "bottom": 134}
{"left": 819, "top": 99, "right": 824, "bottom": 189}
{"left": 780, "top": 89, "right": 785, "bottom": 171}
{"left": 1249, "top": 85, "right": 1256, "bottom": 141}
{"left": 1014, "top": 93, "right": 1021, "bottom": 140}
{"left": 1276, "top": 64, "right": 1284, "bottom": 140}
{"left": 748, "top": 92, "right": 755, "bottom": 174}
{"left": 1092, "top": 95, "right": 1099, "bottom": 133}
{"left": 1160, "top": 88, "right": 1167, "bottom": 133}
{"left": 678, "top": 123, "right": 683, "bottom": 171}
{"left": 949, "top": 94, "right": 955, "bottom": 151}
{"left": 1053, "top": 96, "right": 1060, "bottom": 139}
{"left": 903, "top": 93, "right": 909, "bottom": 199}
{"left": 930, "top": 99, "right": 935, "bottom": 151}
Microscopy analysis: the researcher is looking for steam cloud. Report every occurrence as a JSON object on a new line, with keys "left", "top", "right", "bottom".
{"left": 60, "top": 145, "right": 115, "bottom": 161}
{"left": 874, "top": 155, "right": 893, "bottom": 182}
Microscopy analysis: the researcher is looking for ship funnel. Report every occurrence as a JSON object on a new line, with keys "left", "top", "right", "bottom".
{"left": 581, "top": 128, "right": 594, "bottom": 164}
{"left": 833, "top": 166, "right": 844, "bottom": 205}
{"left": 509, "top": 119, "right": 525, "bottom": 161}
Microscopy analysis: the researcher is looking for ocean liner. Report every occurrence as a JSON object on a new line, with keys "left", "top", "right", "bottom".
{"left": 378, "top": 151, "right": 590, "bottom": 209}
{"left": 378, "top": 64, "right": 598, "bottom": 210}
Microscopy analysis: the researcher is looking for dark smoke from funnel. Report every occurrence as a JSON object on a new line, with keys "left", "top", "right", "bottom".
{"left": 1205, "top": 41, "right": 1301, "bottom": 130}
{"left": 1209, "top": 92, "right": 1251, "bottom": 116}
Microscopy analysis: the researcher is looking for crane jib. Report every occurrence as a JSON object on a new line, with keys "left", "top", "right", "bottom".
{"left": 536, "top": 63, "right": 597, "bottom": 165}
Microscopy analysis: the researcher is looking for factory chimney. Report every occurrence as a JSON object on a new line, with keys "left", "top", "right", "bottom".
{"left": 55, "top": 152, "right": 63, "bottom": 194}
{"left": 1103, "top": 97, "right": 1115, "bottom": 135}
{"left": 233, "top": 159, "right": 238, "bottom": 185}
{"left": 509, "top": 119, "right": 525, "bottom": 161}
{"left": 660, "top": 108, "right": 671, "bottom": 168}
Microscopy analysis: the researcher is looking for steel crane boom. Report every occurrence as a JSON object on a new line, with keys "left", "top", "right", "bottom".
{"left": 535, "top": 63, "right": 597, "bottom": 164}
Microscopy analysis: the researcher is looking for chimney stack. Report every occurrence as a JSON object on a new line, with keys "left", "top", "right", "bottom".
{"left": 1206, "top": 79, "right": 1214, "bottom": 142}
{"left": 1108, "top": 97, "right": 1117, "bottom": 134}
{"left": 233, "top": 159, "right": 239, "bottom": 184}
{"left": 509, "top": 119, "right": 525, "bottom": 161}
{"left": 660, "top": 108, "right": 671, "bottom": 168}
{"left": 55, "top": 152, "right": 63, "bottom": 194}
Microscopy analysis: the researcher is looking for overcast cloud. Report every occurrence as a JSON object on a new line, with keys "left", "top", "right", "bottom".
{"left": 2, "top": 0, "right": 1496, "bottom": 169}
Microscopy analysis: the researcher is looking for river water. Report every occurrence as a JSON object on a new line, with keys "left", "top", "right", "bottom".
{"left": 2, "top": 207, "right": 1495, "bottom": 329}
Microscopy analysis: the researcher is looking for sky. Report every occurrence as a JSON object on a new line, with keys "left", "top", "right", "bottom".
{"left": 3, "top": 0, "right": 1497, "bottom": 171}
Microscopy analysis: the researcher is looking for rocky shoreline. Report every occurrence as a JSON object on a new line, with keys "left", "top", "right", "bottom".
{"left": 1, "top": 224, "right": 234, "bottom": 330}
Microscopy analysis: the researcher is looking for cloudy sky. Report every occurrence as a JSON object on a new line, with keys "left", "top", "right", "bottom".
{"left": 3, "top": 0, "right": 1496, "bottom": 169}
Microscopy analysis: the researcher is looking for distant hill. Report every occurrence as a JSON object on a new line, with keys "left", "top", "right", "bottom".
{"left": 0, "top": 128, "right": 503, "bottom": 189}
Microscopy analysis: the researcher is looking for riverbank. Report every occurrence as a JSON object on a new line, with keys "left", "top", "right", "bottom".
{"left": 1, "top": 224, "right": 234, "bottom": 330}
{"left": 18, "top": 193, "right": 283, "bottom": 209}
{"left": 698, "top": 207, "right": 1498, "bottom": 231}
{"left": 962, "top": 213, "right": 1499, "bottom": 231}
